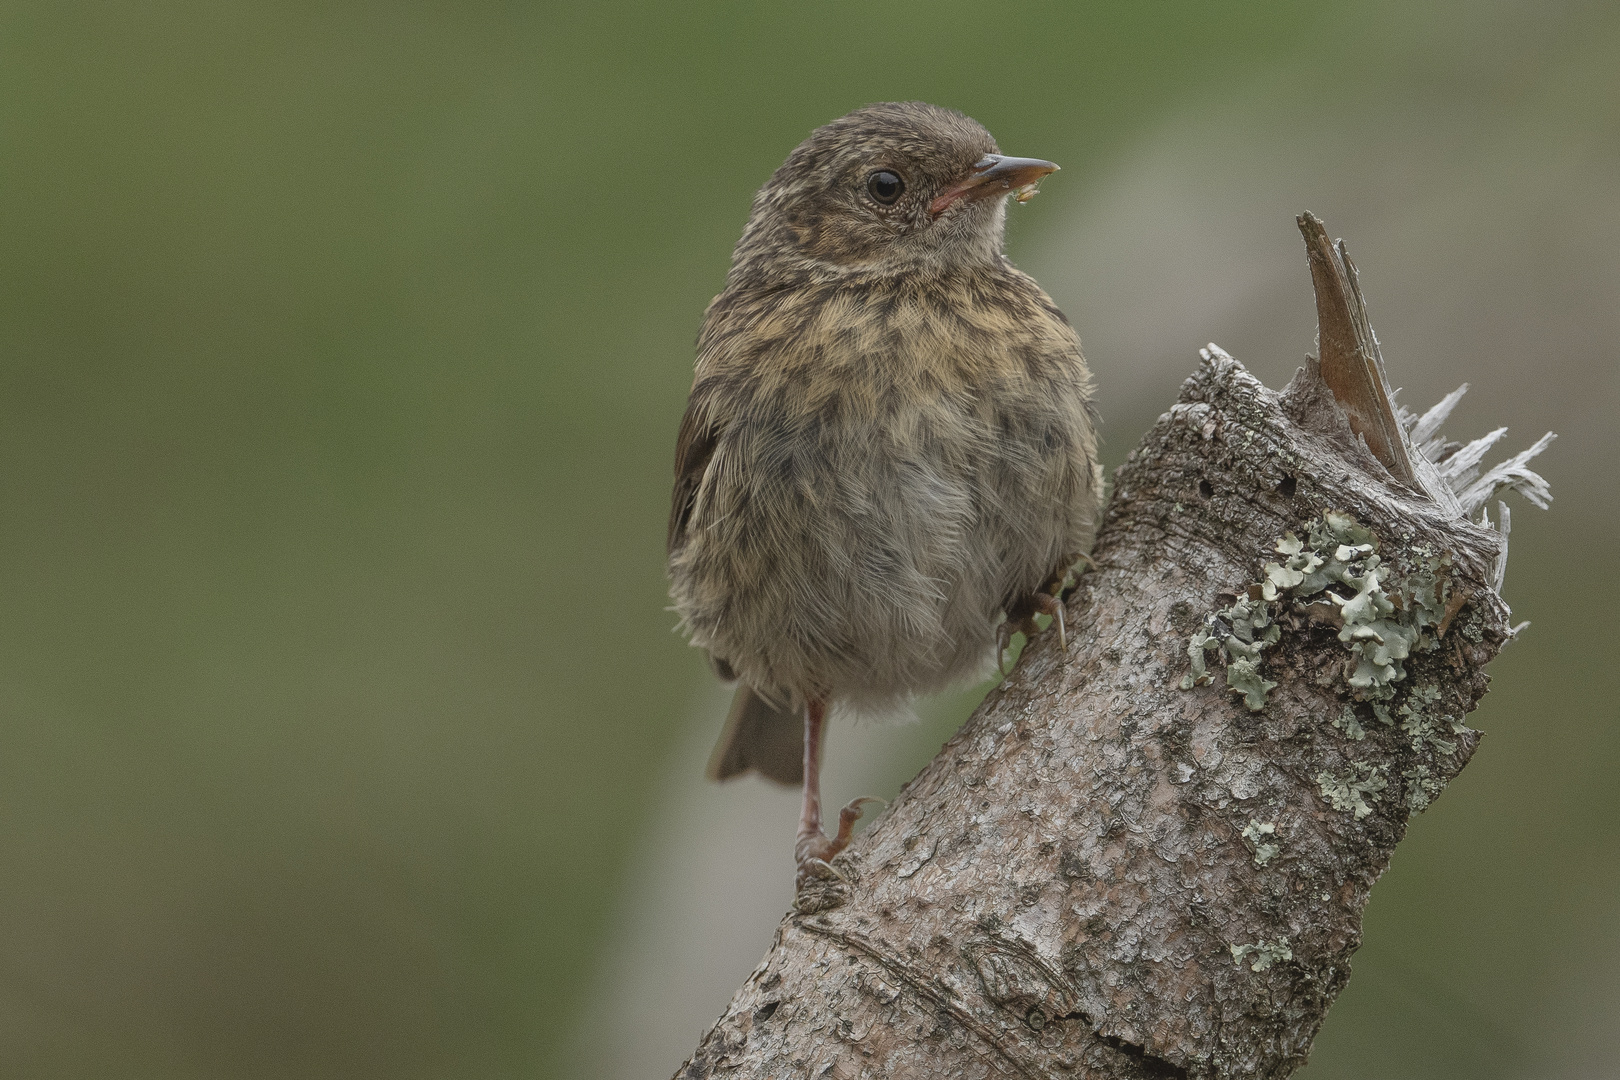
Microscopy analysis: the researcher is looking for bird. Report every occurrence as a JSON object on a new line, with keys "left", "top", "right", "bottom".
{"left": 667, "top": 102, "right": 1101, "bottom": 885}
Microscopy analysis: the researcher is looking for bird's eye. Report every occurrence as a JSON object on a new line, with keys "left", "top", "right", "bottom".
{"left": 866, "top": 170, "right": 904, "bottom": 205}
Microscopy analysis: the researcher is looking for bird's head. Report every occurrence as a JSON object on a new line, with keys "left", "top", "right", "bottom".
{"left": 732, "top": 102, "right": 1057, "bottom": 279}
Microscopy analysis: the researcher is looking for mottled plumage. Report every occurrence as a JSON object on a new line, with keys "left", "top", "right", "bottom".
{"left": 667, "top": 102, "right": 1101, "bottom": 876}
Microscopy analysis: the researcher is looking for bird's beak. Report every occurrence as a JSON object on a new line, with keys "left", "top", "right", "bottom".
{"left": 929, "top": 154, "right": 1059, "bottom": 217}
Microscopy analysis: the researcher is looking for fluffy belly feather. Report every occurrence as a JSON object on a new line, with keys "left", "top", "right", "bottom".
{"left": 669, "top": 381, "right": 1091, "bottom": 713}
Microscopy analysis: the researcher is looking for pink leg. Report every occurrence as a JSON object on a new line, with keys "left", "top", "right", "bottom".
{"left": 794, "top": 698, "right": 877, "bottom": 876}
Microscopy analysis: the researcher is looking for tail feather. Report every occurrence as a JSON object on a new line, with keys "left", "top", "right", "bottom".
{"left": 706, "top": 686, "right": 803, "bottom": 786}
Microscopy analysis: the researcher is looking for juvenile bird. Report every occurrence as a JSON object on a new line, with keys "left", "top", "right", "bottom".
{"left": 668, "top": 102, "right": 1101, "bottom": 884}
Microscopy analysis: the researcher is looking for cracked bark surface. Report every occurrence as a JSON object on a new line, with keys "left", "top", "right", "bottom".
{"left": 671, "top": 215, "right": 1543, "bottom": 1079}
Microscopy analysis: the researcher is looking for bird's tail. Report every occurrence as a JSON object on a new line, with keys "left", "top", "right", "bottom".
{"left": 706, "top": 686, "right": 803, "bottom": 786}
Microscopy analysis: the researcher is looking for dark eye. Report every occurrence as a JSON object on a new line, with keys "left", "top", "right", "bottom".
{"left": 866, "top": 170, "right": 904, "bottom": 205}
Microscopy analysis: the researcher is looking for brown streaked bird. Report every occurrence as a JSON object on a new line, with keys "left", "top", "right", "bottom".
{"left": 668, "top": 102, "right": 1101, "bottom": 884}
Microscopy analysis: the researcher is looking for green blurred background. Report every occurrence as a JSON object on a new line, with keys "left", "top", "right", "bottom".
{"left": 1, "top": 2, "right": 1614, "bottom": 1077}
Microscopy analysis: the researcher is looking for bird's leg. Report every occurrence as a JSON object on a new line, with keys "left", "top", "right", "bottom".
{"left": 794, "top": 698, "right": 877, "bottom": 884}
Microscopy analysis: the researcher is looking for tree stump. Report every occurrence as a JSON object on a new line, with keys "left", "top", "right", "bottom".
{"left": 671, "top": 214, "right": 1552, "bottom": 1079}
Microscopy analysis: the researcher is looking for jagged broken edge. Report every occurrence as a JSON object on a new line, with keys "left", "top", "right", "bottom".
{"left": 1297, "top": 211, "right": 1418, "bottom": 489}
{"left": 1296, "top": 211, "right": 1554, "bottom": 619}
{"left": 1390, "top": 384, "right": 1555, "bottom": 635}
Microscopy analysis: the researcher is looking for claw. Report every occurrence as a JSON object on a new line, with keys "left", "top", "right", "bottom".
{"left": 1031, "top": 591, "right": 1067, "bottom": 653}
{"left": 796, "top": 856, "right": 843, "bottom": 885}
{"left": 830, "top": 796, "right": 884, "bottom": 852}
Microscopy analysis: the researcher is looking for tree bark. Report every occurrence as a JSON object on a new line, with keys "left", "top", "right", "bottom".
{"left": 671, "top": 214, "right": 1550, "bottom": 1079}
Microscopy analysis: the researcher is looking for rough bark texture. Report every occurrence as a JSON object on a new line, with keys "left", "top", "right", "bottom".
{"left": 672, "top": 217, "right": 1535, "bottom": 1079}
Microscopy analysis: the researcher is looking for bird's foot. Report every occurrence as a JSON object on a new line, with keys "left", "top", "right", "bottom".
{"left": 795, "top": 796, "right": 881, "bottom": 887}
{"left": 998, "top": 591, "right": 1068, "bottom": 672}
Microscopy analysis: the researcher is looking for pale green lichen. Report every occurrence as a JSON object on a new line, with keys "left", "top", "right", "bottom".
{"left": 1291, "top": 513, "right": 1448, "bottom": 695}
{"left": 1230, "top": 938, "right": 1292, "bottom": 972}
{"left": 1396, "top": 682, "right": 1466, "bottom": 755}
{"left": 1334, "top": 705, "right": 1366, "bottom": 741}
{"left": 1179, "top": 512, "right": 1473, "bottom": 821}
{"left": 1184, "top": 627, "right": 1218, "bottom": 687}
{"left": 1179, "top": 595, "right": 1279, "bottom": 711}
{"left": 1242, "top": 820, "right": 1279, "bottom": 866}
{"left": 1403, "top": 764, "right": 1445, "bottom": 813}
{"left": 1180, "top": 510, "right": 1457, "bottom": 711}
{"left": 1259, "top": 532, "right": 1323, "bottom": 599}
{"left": 1316, "top": 763, "right": 1387, "bottom": 819}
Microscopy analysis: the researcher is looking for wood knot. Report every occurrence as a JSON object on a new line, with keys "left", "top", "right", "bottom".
{"left": 965, "top": 938, "right": 1084, "bottom": 1031}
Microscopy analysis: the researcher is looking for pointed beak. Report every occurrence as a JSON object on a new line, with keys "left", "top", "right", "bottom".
{"left": 929, "top": 154, "right": 1059, "bottom": 217}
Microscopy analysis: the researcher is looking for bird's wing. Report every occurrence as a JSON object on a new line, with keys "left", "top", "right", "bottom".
{"left": 668, "top": 391, "right": 720, "bottom": 555}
